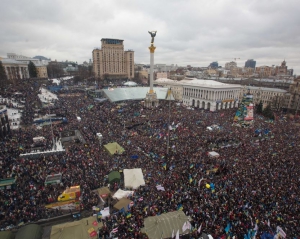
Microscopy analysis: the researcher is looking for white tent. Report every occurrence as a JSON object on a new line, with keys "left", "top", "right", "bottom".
{"left": 100, "top": 207, "right": 110, "bottom": 219}
{"left": 123, "top": 168, "right": 145, "bottom": 189}
{"left": 208, "top": 151, "right": 220, "bottom": 158}
{"left": 112, "top": 189, "right": 134, "bottom": 200}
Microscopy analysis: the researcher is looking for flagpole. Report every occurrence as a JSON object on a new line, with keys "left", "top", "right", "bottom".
{"left": 166, "top": 88, "right": 171, "bottom": 156}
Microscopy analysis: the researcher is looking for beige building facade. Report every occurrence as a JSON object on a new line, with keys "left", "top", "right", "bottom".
{"left": 240, "top": 86, "right": 288, "bottom": 109}
{"left": 36, "top": 65, "right": 48, "bottom": 78}
{"left": 92, "top": 38, "right": 134, "bottom": 80}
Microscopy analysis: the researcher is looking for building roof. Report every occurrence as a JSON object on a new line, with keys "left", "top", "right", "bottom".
{"left": 244, "top": 86, "right": 287, "bottom": 93}
{"left": 1, "top": 58, "right": 28, "bottom": 66}
{"left": 102, "top": 87, "right": 174, "bottom": 102}
{"left": 181, "top": 79, "right": 241, "bottom": 89}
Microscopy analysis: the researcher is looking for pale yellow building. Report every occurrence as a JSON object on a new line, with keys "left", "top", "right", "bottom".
{"left": 35, "top": 65, "right": 48, "bottom": 78}
{"left": 92, "top": 38, "right": 134, "bottom": 80}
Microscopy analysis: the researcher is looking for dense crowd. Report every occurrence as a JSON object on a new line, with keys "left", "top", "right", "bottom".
{"left": 0, "top": 79, "right": 299, "bottom": 238}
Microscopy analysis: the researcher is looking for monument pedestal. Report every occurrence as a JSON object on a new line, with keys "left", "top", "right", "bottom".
{"left": 144, "top": 92, "right": 159, "bottom": 108}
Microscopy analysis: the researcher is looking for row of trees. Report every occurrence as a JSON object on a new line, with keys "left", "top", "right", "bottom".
{"left": 256, "top": 101, "right": 275, "bottom": 119}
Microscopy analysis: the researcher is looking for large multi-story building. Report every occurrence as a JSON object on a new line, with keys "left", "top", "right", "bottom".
{"left": 154, "top": 78, "right": 241, "bottom": 111}
{"left": 287, "top": 77, "right": 300, "bottom": 112}
{"left": 35, "top": 64, "right": 48, "bottom": 78}
{"left": 255, "top": 66, "right": 273, "bottom": 77}
{"left": 92, "top": 38, "right": 134, "bottom": 80}
{"left": 245, "top": 59, "right": 256, "bottom": 69}
{"left": 0, "top": 58, "right": 29, "bottom": 81}
{"left": 274, "top": 60, "right": 288, "bottom": 76}
{"left": 2, "top": 53, "right": 49, "bottom": 79}
{"left": 240, "top": 86, "right": 288, "bottom": 109}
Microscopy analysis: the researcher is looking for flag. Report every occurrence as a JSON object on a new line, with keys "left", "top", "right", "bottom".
{"left": 138, "top": 197, "right": 143, "bottom": 201}
{"left": 267, "top": 219, "right": 270, "bottom": 227}
{"left": 276, "top": 226, "right": 286, "bottom": 238}
{"left": 156, "top": 185, "right": 165, "bottom": 191}
{"left": 198, "top": 177, "right": 204, "bottom": 186}
{"left": 197, "top": 223, "right": 202, "bottom": 233}
{"left": 126, "top": 212, "right": 132, "bottom": 218}
{"left": 189, "top": 175, "right": 193, "bottom": 183}
{"left": 182, "top": 222, "right": 187, "bottom": 232}
{"left": 225, "top": 223, "right": 231, "bottom": 233}
{"left": 172, "top": 229, "right": 175, "bottom": 238}
{"left": 177, "top": 204, "right": 183, "bottom": 211}
{"left": 120, "top": 207, "right": 125, "bottom": 214}
{"left": 175, "top": 230, "right": 179, "bottom": 239}
{"left": 190, "top": 164, "right": 194, "bottom": 169}
{"left": 221, "top": 113, "right": 224, "bottom": 117}
{"left": 162, "top": 162, "right": 167, "bottom": 170}
{"left": 111, "top": 227, "right": 118, "bottom": 233}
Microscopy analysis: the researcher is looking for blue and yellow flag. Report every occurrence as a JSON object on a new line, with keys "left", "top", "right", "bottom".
{"left": 177, "top": 204, "right": 183, "bottom": 211}
{"left": 126, "top": 212, "right": 132, "bottom": 218}
{"left": 189, "top": 175, "right": 193, "bottom": 183}
{"left": 162, "top": 162, "right": 167, "bottom": 170}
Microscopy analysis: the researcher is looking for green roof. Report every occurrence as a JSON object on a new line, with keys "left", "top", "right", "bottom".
{"left": 108, "top": 171, "right": 121, "bottom": 184}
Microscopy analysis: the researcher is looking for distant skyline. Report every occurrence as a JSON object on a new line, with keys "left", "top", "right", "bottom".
{"left": 0, "top": 0, "right": 299, "bottom": 74}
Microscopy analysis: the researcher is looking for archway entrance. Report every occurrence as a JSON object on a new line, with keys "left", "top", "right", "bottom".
{"left": 216, "top": 103, "right": 219, "bottom": 110}
{"left": 202, "top": 101, "right": 205, "bottom": 109}
{"left": 197, "top": 100, "right": 200, "bottom": 108}
{"left": 207, "top": 102, "right": 211, "bottom": 111}
{"left": 192, "top": 99, "right": 195, "bottom": 107}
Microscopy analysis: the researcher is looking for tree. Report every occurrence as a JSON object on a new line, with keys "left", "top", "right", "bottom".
{"left": 47, "top": 64, "right": 64, "bottom": 78}
{"left": 256, "top": 100, "right": 263, "bottom": 114}
{"left": 262, "top": 103, "right": 274, "bottom": 120}
{"left": 28, "top": 61, "right": 37, "bottom": 78}
{"left": 0, "top": 61, "right": 9, "bottom": 90}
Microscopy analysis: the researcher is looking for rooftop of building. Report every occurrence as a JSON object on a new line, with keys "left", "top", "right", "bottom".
{"left": 0, "top": 58, "right": 28, "bottom": 65}
{"left": 155, "top": 78, "right": 241, "bottom": 88}
{"left": 243, "top": 86, "right": 288, "bottom": 93}
{"left": 102, "top": 87, "right": 174, "bottom": 102}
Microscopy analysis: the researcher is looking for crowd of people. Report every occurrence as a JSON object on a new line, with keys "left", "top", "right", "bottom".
{"left": 0, "top": 79, "right": 299, "bottom": 238}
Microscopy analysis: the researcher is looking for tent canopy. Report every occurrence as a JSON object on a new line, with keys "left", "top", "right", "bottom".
{"left": 0, "top": 231, "right": 15, "bottom": 239}
{"left": 51, "top": 216, "right": 102, "bottom": 239}
{"left": 113, "top": 198, "right": 132, "bottom": 211}
{"left": 124, "top": 168, "right": 145, "bottom": 189}
{"left": 208, "top": 151, "right": 220, "bottom": 158}
{"left": 104, "top": 142, "right": 125, "bottom": 155}
{"left": 108, "top": 171, "right": 121, "bottom": 184}
{"left": 141, "top": 211, "right": 190, "bottom": 239}
{"left": 95, "top": 187, "right": 111, "bottom": 198}
{"left": 15, "top": 224, "right": 43, "bottom": 239}
{"left": 113, "top": 189, "right": 134, "bottom": 200}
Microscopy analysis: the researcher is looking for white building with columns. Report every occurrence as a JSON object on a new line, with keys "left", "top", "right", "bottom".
{"left": 181, "top": 79, "right": 241, "bottom": 111}
{"left": 0, "top": 58, "right": 29, "bottom": 80}
{"left": 155, "top": 78, "right": 241, "bottom": 111}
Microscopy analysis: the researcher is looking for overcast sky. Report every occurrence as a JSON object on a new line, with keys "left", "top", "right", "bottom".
{"left": 0, "top": 0, "right": 299, "bottom": 74}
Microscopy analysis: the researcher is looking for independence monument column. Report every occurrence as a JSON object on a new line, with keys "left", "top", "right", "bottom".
{"left": 144, "top": 31, "right": 159, "bottom": 108}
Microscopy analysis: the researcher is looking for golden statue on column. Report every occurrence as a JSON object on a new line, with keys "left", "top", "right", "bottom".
{"left": 144, "top": 31, "right": 159, "bottom": 108}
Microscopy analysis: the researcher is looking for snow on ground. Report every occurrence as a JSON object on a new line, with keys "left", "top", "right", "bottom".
{"left": 49, "top": 76, "right": 73, "bottom": 85}
{"left": 0, "top": 97, "right": 24, "bottom": 108}
{"left": 7, "top": 108, "right": 22, "bottom": 129}
{"left": 38, "top": 88, "right": 58, "bottom": 103}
